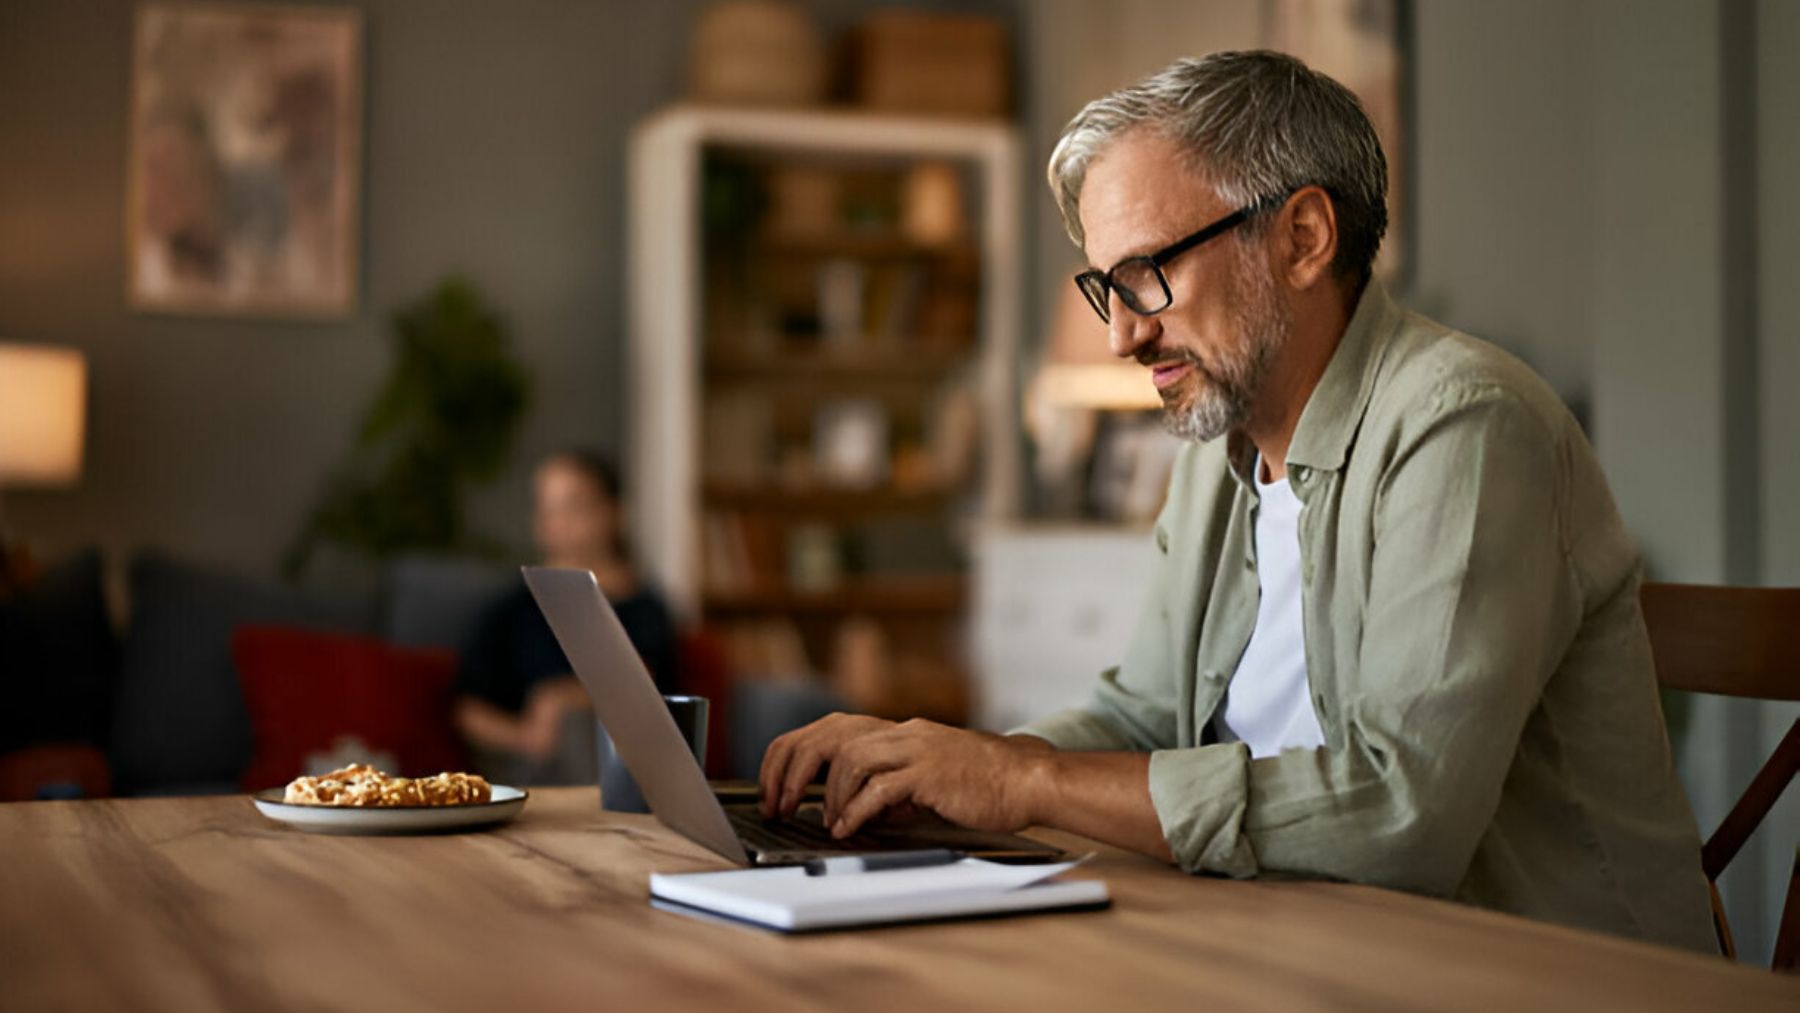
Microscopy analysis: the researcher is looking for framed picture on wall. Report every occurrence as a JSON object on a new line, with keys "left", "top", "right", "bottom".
{"left": 126, "top": 3, "right": 363, "bottom": 318}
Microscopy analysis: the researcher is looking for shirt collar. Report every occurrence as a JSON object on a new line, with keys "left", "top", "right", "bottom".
{"left": 1225, "top": 279, "right": 1400, "bottom": 489}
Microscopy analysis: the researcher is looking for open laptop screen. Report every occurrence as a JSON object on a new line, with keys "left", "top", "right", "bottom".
{"left": 521, "top": 566, "right": 747, "bottom": 863}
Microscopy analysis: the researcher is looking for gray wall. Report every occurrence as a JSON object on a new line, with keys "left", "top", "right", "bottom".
{"left": 1763, "top": 0, "right": 1800, "bottom": 588}
{"left": 1409, "top": 1, "right": 1596, "bottom": 403}
{"left": 1, "top": 0, "right": 645, "bottom": 580}
{"left": 1590, "top": 0, "right": 1729, "bottom": 584}
{"left": 0, "top": 0, "right": 1015, "bottom": 584}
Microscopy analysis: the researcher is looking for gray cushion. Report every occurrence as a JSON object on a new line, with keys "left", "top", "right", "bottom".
{"left": 728, "top": 680, "right": 847, "bottom": 780}
{"left": 379, "top": 554, "right": 514, "bottom": 652}
{"left": 112, "top": 552, "right": 377, "bottom": 794}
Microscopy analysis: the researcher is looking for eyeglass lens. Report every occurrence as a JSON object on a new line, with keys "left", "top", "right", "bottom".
{"left": 1078, "top": 258, "right": 1172, "bottom": 324}
{"left": 1111, "top": 259, "right": 1170, "bottom": 316}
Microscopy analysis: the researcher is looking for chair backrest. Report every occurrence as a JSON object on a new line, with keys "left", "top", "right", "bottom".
{"left": 1640, "top": 582, "right": 1800, "bottom": 971}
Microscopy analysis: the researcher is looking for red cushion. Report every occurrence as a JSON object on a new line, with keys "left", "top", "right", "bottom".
{"left": 233, "top": 625, "right": 465, "bottom": 790}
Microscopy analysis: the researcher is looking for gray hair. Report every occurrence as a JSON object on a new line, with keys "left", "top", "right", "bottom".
{"left": 1048, "top": 50, "right": 1388, "bottom": 286}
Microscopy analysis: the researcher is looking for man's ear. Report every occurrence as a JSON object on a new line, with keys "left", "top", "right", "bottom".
{"left": 1276, "top": 186, "right": 1338, "bottom": 290}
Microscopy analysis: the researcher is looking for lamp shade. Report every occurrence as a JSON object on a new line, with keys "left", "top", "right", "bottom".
{"left": 1031, "top": 279, "right": 1161, "bottom": 411}
{"left": 0, "top": 342, "right": 87, "bottom": 486}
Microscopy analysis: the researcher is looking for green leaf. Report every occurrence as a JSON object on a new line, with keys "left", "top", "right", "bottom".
{"left": 284, "top": 276, "right": 534, "bottom": 578}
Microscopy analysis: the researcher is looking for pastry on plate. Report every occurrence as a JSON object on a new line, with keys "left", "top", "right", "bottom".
{"left": 282, "top": 764, "right": 492, "bottom": 807}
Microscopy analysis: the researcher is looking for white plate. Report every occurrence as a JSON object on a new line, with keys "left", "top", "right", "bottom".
{"left": 251, "top": 785, "right": 528, "bottom": 835}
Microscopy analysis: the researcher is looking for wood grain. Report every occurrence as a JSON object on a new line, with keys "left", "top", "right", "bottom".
{"left": 1639, "top": 582, "right": 1800, "bottom": 701}
{"left": 1641, "top": 580, "right": 1800, "bottom": 965}
{"left": 0, "top": 789, "right": 1791, "bottom": 1012}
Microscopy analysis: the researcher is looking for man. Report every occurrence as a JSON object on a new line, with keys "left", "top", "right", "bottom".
{"left": 757, "top": 51, "right": 1715, "bottom": 952}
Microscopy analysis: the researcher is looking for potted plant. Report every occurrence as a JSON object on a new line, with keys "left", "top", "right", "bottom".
{"left": 284, "top": 277, "right": 531, "bottom": 577}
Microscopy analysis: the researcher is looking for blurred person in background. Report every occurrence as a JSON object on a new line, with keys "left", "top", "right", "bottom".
{"left": 454, "top": 450, "right": 678, "bottom": 783}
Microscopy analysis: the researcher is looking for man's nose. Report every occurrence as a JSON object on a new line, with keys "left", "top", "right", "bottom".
{"left": 1108, "top": 297, "right": 1160, "bottom": 360}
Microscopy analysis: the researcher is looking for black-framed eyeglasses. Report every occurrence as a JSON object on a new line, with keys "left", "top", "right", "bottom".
{"left": 1073, "top": 199, "right": 1274, "bottom": 324}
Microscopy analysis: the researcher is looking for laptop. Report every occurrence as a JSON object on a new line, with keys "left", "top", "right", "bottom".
{"left": 522, "top": 566, "right": 1065, "bottom": 866}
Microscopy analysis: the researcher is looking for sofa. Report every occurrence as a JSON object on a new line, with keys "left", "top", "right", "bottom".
{"left": 0, "top": 549, "right": 845, "bottom": 800}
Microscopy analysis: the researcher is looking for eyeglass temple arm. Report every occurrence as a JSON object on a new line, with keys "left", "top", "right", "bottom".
{"left": 1149, "top": 208, "right": 1251, "bottom": 267}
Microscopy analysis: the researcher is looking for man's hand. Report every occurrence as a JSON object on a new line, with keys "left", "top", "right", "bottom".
{"left": 757, "top": 712, "right": 1054, "bottom": 836}
{"left": 821, "top": 720, "right": 1053, "bottom": 838}
{"left": 758, "top": 713, "right": 895, "bottom": 819}
{"left": 758, "top": 713, "right": 1173, "bottom": 863}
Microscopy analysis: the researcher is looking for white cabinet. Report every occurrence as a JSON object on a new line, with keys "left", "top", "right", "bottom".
{"left": 970, "top": 526, "right": 1158, "bottom": 731}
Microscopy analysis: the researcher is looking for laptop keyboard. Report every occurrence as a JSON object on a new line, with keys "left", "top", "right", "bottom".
{"left": 726, "top": 807, "right": 882, "bottom": 853}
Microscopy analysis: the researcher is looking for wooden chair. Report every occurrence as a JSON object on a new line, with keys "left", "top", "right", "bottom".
{"left": 1640, "top": 582, "right": 1800, "bottom": 970}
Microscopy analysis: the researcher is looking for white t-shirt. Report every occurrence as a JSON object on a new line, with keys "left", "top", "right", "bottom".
{"left": 1212, "top": 459, "right": 1326, "bottom": 759}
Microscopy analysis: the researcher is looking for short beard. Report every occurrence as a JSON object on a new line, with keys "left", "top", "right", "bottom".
{"left": 1158, "top": 244, "right": 1291, "bottom": 443}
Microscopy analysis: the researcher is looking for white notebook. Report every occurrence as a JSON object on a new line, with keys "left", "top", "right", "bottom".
{"left": 648, "top": 858, "right": 1109, "bottom": 933}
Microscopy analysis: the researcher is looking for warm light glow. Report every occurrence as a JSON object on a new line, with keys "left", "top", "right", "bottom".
{"left": 0, "top": 342, "right": 87, "bottom": 486}
{"left": 1032, "top": 362, "right": 1163, "bottom": 411}
{"left": 1032, "top": 280, "right": 1161, "bottom": 410}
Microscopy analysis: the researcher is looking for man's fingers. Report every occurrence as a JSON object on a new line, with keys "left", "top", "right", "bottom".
{"left": 761, "top": 716, "right": 842, "bottom": 817}
{"left": 821, "top": 744, "right": 855, "bottom": 824}
{"left": 757, "top": 731, "right": 798, "bottom": 818}
{"left": 760, "top": 714, "right": 901, "bottom": 819}
{"left": 823, "top": 734, "right": 907, "bottom": 823}
{"left": 834, "top": 770, "right": 914, "bottom": 838}
{"left": 778, "top": 740, "right": 832, "bottom": 817}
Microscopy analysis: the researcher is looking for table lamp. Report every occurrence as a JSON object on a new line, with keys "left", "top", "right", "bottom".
{"left": 1028, "top": 280, "right": 1162, "bottom": 412}
{"left": 0, "top": 342, "right": 87, "bottom": 593}
{"left": 1025, "top": 281, "right": 1161, "bottom": 514}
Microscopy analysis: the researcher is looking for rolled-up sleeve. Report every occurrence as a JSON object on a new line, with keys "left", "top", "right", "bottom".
{"left": 1146, "top": 385, "right": 1582, "bottom": 893}
{"left": 1148, "top": 744, "right": 1258, "bottom": 876}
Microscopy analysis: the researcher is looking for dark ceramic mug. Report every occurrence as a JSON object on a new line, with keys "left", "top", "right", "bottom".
{"left": 596, "top": 694, "right": 708, "bottom": 813}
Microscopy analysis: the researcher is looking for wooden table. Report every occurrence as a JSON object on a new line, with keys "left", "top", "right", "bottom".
{"left": 1, "top": 789, "right": 1791, "bottom": 1012}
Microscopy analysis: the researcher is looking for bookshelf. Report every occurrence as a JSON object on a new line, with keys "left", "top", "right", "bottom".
{"left": 626, "top": 106, "right": 1021, "bottom": 722}
{"left": 700, "top": 577, "right": 966, "bottom": 616}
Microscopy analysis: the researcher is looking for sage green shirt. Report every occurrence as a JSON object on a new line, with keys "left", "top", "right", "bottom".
{"left": 1016, "top": 282, "right": 1716, "bottom": 953}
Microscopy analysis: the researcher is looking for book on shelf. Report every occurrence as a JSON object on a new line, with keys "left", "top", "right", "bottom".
{"left": 855, "top": 517, "right": 963, "bottom": 576}
{"left": 718, "top": 618, "right": 814, "bottom": 682}
{"left": 863, "top": 262, "right": 927, "bottom": 345}
{"left": 703, "top": 510, "right": 796, "bottom": 591}
{"left": 816, "top": 258, "right": 866, "bottom": 349}
{"left": 704, "top": 506, "right": 969, "bottom": 597}
{"left": 702, "top": 389, "right": 772, "bottom": 486}
{"left": 702, "top": 513, "right": 750, "bottom": 591}
{"left": 784, "top": 522, "right": 842, "bottom": 592}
